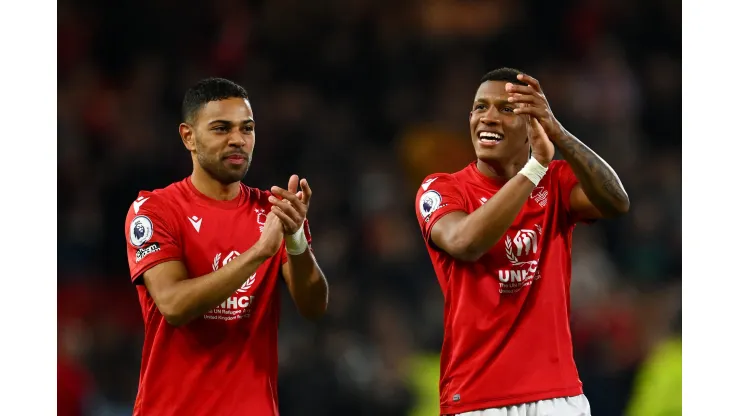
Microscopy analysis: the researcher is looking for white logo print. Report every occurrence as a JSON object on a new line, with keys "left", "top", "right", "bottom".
{"left": 506, "top": 229, "right": 538, "bottom": 264}
{"left": 129, "top": 216, "right": 154, "bottom": 247}
{"left": 480, "top": 196, "right": 488, "bottom": 205}
{"left": 135, "top": 243, "right": 160, "bottom": 263}
{"left": 207, "top": 250, "right": 258, "bottom": 321}
{"left": 188, "top": 216, "right": 202, "bottom": 232}
{"left": 531, "top": 186, "right": 548, "bottom": 207}
{"left": 255, "top": 208, "right": 268, "bottom": 233}
{"left": 421, "top": 177, "right": 437, "bottom": 191}
{"left": 498, "top": 225, "right": 544, "bottom": 294}
{"left": 212, "top": 250, "right": 241, "bottom": 271}
{"left": 133, "top": 197, "right": 149, "bottom": 214}
{"left": 237, "top": 273, "right": 257, "bottom": 293}
{"left": 419, "top": 190, "right": 442, "bottom": 219}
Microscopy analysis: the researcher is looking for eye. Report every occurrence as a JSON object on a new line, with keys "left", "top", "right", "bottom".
{"left": 242, "top": 125, "right": 254, "bottom": 133}
{"left": 501, "top": 106, "right": 515, "bottom": 113}
{"left": 212, "top": 126, "right": 228, "bottom": 132}
{"left": 474, "top": 104, "right": 486, "bottom": 111}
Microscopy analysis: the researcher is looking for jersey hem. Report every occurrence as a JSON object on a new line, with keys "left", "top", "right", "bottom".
{"left": 439, "top": 385, "right": 584, "bottom": 415}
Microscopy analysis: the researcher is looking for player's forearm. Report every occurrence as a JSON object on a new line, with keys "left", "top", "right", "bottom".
{"left": 163, "top": 246, "right": 271, "bottom": 326}
{"left": 284, "top": 251, "right": 328, "bottom": 320}
{"left": 552, "top": 129, "right": 630, "bottom": 217}
{"left": 453, "top": 175, "right": 535, "bottom": 261}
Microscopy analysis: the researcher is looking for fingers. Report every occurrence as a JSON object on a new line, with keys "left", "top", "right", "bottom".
{"left": 508, "top": 93, "right": 539, "bottom": 105}
{"left": 506, "top": 83, "right": 547, "bottom": 114}
{"left": 287, "top": 174, "right": 299, "bottom": 194}
{"left": 516, "top": 73, "right": 543, "bottom": 93}
{"left": 505, "top": 83, "right": 538, "bottom": 96}
{"left": 528, "top": 117, "right": 548, "bottom": 138}
{"left": 270, "top": 206, "right": 299, "bottom": 232}
{"left": 268, "top": 194, "right": 303, "bottom": 223}
{"left": 513, "top": 105, "right": 549, "bottom": 118}
{"left": 299, "top": 178, "right": 312, "bottom": 205}
{"left": 269, "top": 177, "right": 311, "bottom": 230}
{"left": 270, "top": 186, "right": 303, "bottom": 207}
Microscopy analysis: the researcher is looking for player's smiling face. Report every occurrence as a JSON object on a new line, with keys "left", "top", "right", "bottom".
{"left": 469, "top": 81, "right": 530, "bottom": 165}
{"left": 191, "top": 97, "right": 255, "bottom": 185}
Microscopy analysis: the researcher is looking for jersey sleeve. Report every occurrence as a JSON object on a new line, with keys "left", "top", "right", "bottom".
{"left": 550, "top": 160, "right": 594, "bottom": 225}
{"left": 280, "top": 219, "right": 314, "bottom": 264}
{"left": 415, "top": 174, "right": 468, "bottom": 243}
{"left": 125, "top": 193, "right": 183, "bottom": 283}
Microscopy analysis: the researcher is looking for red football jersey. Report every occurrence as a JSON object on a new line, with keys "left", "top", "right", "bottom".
{"left": 415, "top": 161, "right": 588, "bottom": 415}
{"left": 124, "top": 177, "right": 311, "bottom": 416}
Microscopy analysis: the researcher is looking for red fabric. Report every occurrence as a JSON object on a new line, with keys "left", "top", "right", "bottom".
{"left": 415, "top": 161, "right": 589, "bottom": 414}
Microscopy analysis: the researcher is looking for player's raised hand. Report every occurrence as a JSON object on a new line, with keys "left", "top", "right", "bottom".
{"left": 268, "top": 175, "right": 312, "bottom": 234}
{"left": 506, "top": 73, "right": 565, "bottom": 141}
{"left": 528, "top": 117, "right": 554, "bottom": 167}
{"left": 256, "top": 212, "right": 285, "bottom": 257}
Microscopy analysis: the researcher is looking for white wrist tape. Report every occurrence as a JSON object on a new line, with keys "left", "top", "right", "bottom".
{"left": 518, "top": 158, "right": 548, "bottom": 185}
{"left": 285, "top": 225, "right": 309, "bottom": 255}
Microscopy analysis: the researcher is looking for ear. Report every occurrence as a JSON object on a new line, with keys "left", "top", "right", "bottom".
{"left": 179, "top": 123, "right": 196, "bottom": 152}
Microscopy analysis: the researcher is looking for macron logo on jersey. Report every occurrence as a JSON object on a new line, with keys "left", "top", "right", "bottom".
{"left": 133, "top": 197, "right": 149, "bottom": 214}
{"left": 421, "top": 177, "right": 437, "bottom": 191}
{"left": 188, "top": 216, "right": 202, "bottom": 232}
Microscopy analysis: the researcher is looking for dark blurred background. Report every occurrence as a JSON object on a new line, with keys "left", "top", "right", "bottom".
{"left": 57, "top": 0, "right": 682, "bottom": 415}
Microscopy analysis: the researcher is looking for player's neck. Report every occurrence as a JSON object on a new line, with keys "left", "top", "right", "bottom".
{"left": 190, "top": 167, "right": 241, "bottom": 201}
{"left": 476, "top": 158, "right": 526, "bottom": 181}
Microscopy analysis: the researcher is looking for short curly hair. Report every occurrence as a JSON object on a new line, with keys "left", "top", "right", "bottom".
{"left": 182, "top": 77, "right": 249, "bottom": 123}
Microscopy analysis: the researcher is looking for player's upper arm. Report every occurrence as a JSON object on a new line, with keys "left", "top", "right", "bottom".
{"left": 141, "top": 260, "right": 190, "bottom": 321}
{"left": 415, "top": 174, "right": 469, "bottom": 255}
{"left": 125, "top": 193, "right": 183, "bottom": 284}
{"left": 428, "top": 211, "right": 473, "bottom": 258}
{"left": 569, "top": 183, "right": 604, "bottom": 221}
{"left": 551, "top": 161, "right": 601, "bottom": 224}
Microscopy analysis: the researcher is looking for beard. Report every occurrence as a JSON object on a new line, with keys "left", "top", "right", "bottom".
{"left": 195, "top": 140, "right": 252, "bottom": 185}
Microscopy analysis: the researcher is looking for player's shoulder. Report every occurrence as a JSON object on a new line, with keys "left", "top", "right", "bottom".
{"left": 418, "top": 172, "right": 457, "bottom": 193}
{"left": 126, "top": 179, "right": 188, "bottom": 218}
{"left": 416, "top": 166, "right": 471, "bottom": 199}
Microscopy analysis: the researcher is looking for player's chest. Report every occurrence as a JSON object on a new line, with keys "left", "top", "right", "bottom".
{"left": 176, "top": 206, "right": 272, "bottom": 276}
{"left": 464, "top": 182, "right": 557, "bottom": 285}
{"left": 464, "top": 182, "right": 552, "bottom": 228}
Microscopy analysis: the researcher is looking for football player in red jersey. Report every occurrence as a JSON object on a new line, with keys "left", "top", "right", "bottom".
{"left": 414, "top": 67, "right": 629, "bottom": 416}
{"left": 124, "top": 78, "right": 328, "bottom": 416}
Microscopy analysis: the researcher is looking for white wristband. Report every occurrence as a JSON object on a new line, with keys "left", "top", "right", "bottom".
{"left": 285, "top": 225, "right": 309, "bottom": 255}
{"left": 518, "top": 158, "right": 548, "bottom": 185}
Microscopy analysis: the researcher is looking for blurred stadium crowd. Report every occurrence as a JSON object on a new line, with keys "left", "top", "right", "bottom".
{"left": 58, "top": 0, "right": 681, "bottom": 415}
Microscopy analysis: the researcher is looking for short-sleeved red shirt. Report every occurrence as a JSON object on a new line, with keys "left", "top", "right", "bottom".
{"left": 415, "top": 161, "right": 586, "bottom": 415}
{"left": 125, "top": 177, "right": 311, "bottom": 416}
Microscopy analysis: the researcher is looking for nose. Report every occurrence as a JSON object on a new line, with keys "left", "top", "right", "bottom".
{"left": 227, "top": 132, "right": 249, "bottom": 148}
{"left": 480, "top": 107, "right": 501, "bottom": 126}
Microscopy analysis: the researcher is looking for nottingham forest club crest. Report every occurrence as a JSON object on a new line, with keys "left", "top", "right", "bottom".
{"left": 498, "top": 225, "right": 544, "bottom": 294}
{"left": 255, "top": 208, "right": 267, "bottom": 233}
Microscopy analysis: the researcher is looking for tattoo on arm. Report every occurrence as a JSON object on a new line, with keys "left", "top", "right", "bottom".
{"left": 554, "top": 130, "right": 630, "bottom": 215}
